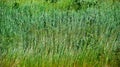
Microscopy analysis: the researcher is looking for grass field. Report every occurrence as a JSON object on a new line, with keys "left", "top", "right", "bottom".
{"left": 0, "top": 0, "right": 120, "bottom": 67}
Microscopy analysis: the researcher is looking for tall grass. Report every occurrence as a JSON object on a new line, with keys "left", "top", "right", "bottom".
{"left": 0, "top": 1, "right": 120, "bottom": 67}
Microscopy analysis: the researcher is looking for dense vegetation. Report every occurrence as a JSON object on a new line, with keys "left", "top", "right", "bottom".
{"left": 0, "top": 0, "right": 120, "bottom": 67}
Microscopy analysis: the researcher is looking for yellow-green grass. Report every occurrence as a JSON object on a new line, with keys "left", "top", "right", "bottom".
{"left": 0, "top": 1, "right": 120, "bottom": 67}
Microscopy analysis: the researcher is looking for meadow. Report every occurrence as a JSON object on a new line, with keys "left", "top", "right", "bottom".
{"left": 0, "top": 0, "right": 120, "bottom": 67}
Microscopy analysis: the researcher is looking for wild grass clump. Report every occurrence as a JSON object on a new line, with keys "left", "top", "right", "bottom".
{"left": 0, "top": 0, "right": 120, "bottom": 67}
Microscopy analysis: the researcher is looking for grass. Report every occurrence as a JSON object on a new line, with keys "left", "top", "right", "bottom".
{"left": 0, "top": 1, "right": 120, "bottom": 67}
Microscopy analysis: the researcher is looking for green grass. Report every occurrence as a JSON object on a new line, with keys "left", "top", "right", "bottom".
{"left": 0, "top": 1, "right": 120, "bottom": 67}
